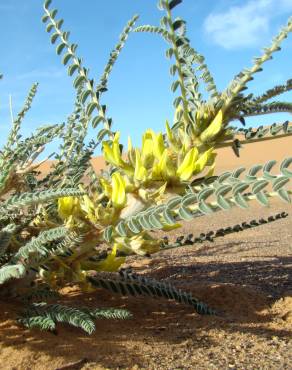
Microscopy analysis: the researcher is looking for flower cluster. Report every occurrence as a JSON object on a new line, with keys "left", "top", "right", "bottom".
{"left": 101, "top": 110, "right": 223, "bottom": 209}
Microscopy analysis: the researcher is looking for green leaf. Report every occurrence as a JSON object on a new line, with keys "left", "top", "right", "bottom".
{"left": 92, "top": 116, "right": 104, "bottom": 128}
{"left": 157, "top": 0, "right": 167, "bottom": 11}
{"left": 168, "top": 0, "right": 183, "bottom": 11}
{"left": 160, "top": 15, "right": 169, "bottom": 28}
{"left": 215, "top": 184, "right": 232, "bottom": 198}
{"left": 163, "top": 208, "right": 176, "bottom": 225}
{"left": 175, "top": 36, "right": 185, "bottom": 47}
{"left": 68, "top": 63, "right": 79, "bottom": 76}
{"left": 232, "top": 167, "right": 245, "bottom": 179}
{"left": 277, "top": 188, "right": 291, "bottom": 203}
{"left": 218, "top": 172, "right": 231, "bottom": 183}
{"left": 73, "top": 75, "right": 86, "bottom": 89}
{"left": 104, "top": 226, "right": 113, "bottom": 243}
{"left": 170, "top": 65, "right": 177, "bottom": 76}
{"left": 263, "top": 160, "right": 277, "bottom": 180}
{"left": 252, "top": 179, "right": 269, "bottom": 194}
{"left": 148, "top": 213, "right": 164, "bottom": 229}
{"left": 96, "top": 129, "right": 109, "bottom": 143}
{"left": 198, "top": 201, "right": 213, "bottom": 214}
{"left": 42, "top": 15, "right": 49, "bottom": 23}
{"left": 172, "top": 19, "right": 184, "bottom": 31}
{"left": 166, "top": 48, "right": 174, "bottom": 59}
{"left": 62, "top": 52, "right": 72, "bottom": 66}
{"left": 46, "top": 23, "right": 54, "bottom": 32}
{"left": 272, "top": 176, "right": 290, "bottom": 192}
{"left": 177, "top": 205, "right": 193, "bottom": 220}
{"left": 173, "top": 96, "right": 183, "bottom": 108}
{"left": 71, "top": 43, "right": 78, "bottom": 53}
{"left": 81, "top": 89, "right": 92, "bottom": 104}
{"left": 217, "top": 195, "right": 231, "bottom": 210}
{"left": 167, "top": 196, "right": 182, "bottom": 209}
{"left": 198, "top": 188, "right": 214, "bottom": 202}
{"left": 50, "top": 9, "right": 58, "bottom": 19}
{"left": 86, "top": 102, "right": 99, "bottom": 116}
{"left": 182, "top": 193, "right": 197, "bottom": 206}
{"left": 255, "top": 192, "right": 269, "bottom": 206}
{"left": 44, "top": 0, "right": 52, "bottom": 9}
{"left": 50, "top": 32, "right": 59, "bottom": 44}
{"left": 56, "top": 42, "right": 66, "bottom": 55}
{"left": 248, "top": 164, "right": 263, "bottom": 178}
{"left": 0, "top": 264, "right": 26, "bottom": 285}
{"left": 171, "top": 80, "right": 180, "bottom": 92}
{"left": 56, "top": 19, "right": 64, "bottom": 29}
{"left": 127, "top": 218, "right": 141, "bottom": 233}
{"left": 138, "top": 215, "right": 153, "bottom": 230}
{"left": 62, "top": 31, "right": 70, "bottom": 41}
{"left": 280, "top": 157, "right": 292, "bottom": 177}
{"left": 116, "top": 222, "right": 128, "bottom": 237}
{"left": 233, "top": 193, "right": 248, "bottom": 209}
{"left": 232, "top": 182, "right": 249, "bottom": 196}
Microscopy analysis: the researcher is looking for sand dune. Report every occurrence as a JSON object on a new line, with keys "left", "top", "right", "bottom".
{"left": 215, "top": 135, "right": 292, "bottom": 174}
{"left": 38, "top": 133, "right": 292, "bottom": 177}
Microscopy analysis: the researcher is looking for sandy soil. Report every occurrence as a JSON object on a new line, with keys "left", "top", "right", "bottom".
{"left": 38, "top": 132, "right": 292, "bottom": 176}
{"left": 0, "top": 134, "right": 291, "bottom": 369}
{"left": 0, "top": 199, "right": 291, "bottom": 370}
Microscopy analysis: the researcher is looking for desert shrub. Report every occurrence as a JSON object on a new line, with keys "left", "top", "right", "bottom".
{"left": 0, "top": 0, "right": 291, "bottom": 334}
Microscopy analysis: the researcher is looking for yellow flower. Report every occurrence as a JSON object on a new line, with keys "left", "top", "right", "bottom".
{"left": 95, "top": 204, "right": 118, "bottom": 225}
{"left": 176, "top": 147, "right": 199, "bottom": 181}
{"left": 102, "top": 133, "right": 121, "bottom": 166}
{"left": 141, "top": 130, "right": 165, "bottom": 162}
{"left": 134, "top": 149, "right": 147, "bottom": 182}
{"left": 58, "top": 196, "right": 81, "bottom": 219}
{"left": 79, "top": 188, "right": 97, "bottom": 223}
{"left": 102, "top": 132, "right": 134, "bottom": 175}
{"left": 127, "top": 135, "right": 133, "bottom": 151}
{"left": 165, "top": 120, "right": 174, "bottom": 142}
{"left": 192, "top": 148, "right": 214, "bottom": 175}
{"left": 141, "top": 130, "right": 154, "bottom": 160}
{"left": 111, "top": 172, "right": 127, "bottom": 209}
{"left": 152, "top": 149, "right": 176, "bottom": 180}
{"left": 200, "top": 110, "right": 223, "bottom": 143}
{"left": 152, "top": 131, "right": 165, "bottom": 159}
{"left": 114, "top": 235, "right": 160, "bottom": 256}
{"left": 165, "top": 120, "right": 180, "bottom": 152}
{"left": 94, "top": 244, "right": 125, "bottom": 272}
{"left": 100, "top": 178, "right": 112, "bottom": 198}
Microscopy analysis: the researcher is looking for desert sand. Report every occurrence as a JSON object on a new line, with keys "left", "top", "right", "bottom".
{"left": 0, "top": 133, "right": 291, "bottom": 370}
{"left": 38, "top": 133, "right": 292, "bottom": 176}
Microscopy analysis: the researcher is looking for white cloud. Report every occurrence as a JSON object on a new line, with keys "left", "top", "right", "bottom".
{"left": 203, "top": 0, "right": 292, "bottom": 49}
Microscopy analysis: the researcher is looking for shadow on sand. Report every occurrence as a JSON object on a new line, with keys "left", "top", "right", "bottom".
{"left": 0, "top": 255, "right": 291, "bottom": 369}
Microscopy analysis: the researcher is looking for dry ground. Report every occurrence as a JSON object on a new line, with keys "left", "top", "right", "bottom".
{"left": 0, "top": 198, "right": 291, "bottom": 370}
{"left": 0, "top": 134, "right": 291, "bottom": 369}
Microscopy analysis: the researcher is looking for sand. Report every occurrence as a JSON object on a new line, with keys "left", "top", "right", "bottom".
{"left": 38, "top": 133, "right": 292, "bottom": 176}
{"left": 0, "top": 133, "right": 291, "bottom": 369}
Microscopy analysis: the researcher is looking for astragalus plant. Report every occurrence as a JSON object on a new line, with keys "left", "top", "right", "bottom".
{"left": 0, "top": 0, "right": 291, "bottom": 334}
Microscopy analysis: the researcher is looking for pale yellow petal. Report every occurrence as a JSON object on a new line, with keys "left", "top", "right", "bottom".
{"left": 193, "top": 148, "right": 214, "bottom": 174}
{"left": 176, "top": 147, "right": 199, "bottom": 181}
{"left": 134, "top": 149, "right": 147, "bottom": 182}
{"left": 200, "top": 110, "right": 223, "bottom": 143}
{"left": 111, "top": 172, "right": 127, "bottom": 208}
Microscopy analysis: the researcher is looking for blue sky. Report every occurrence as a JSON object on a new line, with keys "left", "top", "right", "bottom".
{"left": 0, "top": 0, "right": 291, "bottom": 159}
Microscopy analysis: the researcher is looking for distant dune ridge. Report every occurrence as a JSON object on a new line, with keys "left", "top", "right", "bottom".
{"left": 38, "top": 132, "right": 292, "bottom": 177}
